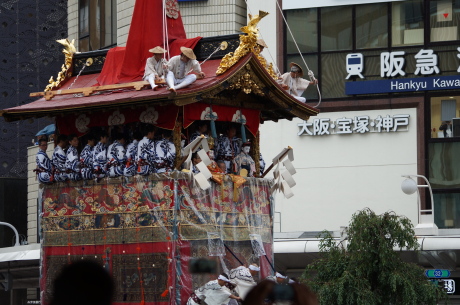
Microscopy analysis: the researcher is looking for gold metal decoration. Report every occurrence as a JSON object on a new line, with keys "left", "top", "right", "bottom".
{"left": 44, "top": 39, "right": 77, "bottom": 92}
{"left": 216, "top": 10, "right": 276, "bottom": 78}
{"left": 85, "top": 58, "right": 93, "bottom": 66}
{"left": 220, "top": 41, "right": 228, "bottom": 50}
{"left": 228, "top": 65, "right": 264, "bottom": 95}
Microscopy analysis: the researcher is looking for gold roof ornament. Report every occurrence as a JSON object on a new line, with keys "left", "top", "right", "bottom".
{"left": 216, "top": 10, "right": 277, "bottom": 79}
{"left": 44, "top": 39, "right": 77, "bottom": 92}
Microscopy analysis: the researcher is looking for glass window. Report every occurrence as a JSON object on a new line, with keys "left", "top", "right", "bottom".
{"left": 429, "top": 0, "right": 460, "bottom": 42}
{"left": 392, "top": 0, "right": 424, "bottom": 46}
{"left": 434, "top": 192, "right": 460, "bottom": 228}
{"left": 430, "top": 96, "right": 460, "bottom": 138}
{"left": 79, "top": 0, "right": 117, "bottom": 52}
{"left": 356, "top": 3, "right": 388, "bottom": 49}
{"left": 321, "top": 6, "right": 352, "bottom": 51}
{"left": 286, "top": 8, "right": 317, "bottom": 53}
{"left": 428, "top": 142, "right": 460, "bottom": 189}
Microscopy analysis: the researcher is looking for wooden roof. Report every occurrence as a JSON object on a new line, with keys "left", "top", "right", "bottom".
{"left": 0, "top": 53, "right": 319, "bottom": 122}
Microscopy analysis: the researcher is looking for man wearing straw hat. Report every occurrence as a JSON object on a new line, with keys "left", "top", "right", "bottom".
{"left": 143, "top": 46, "right": 168, "bottom": 91}
{"left": 166, "top": 46, "right": 205, "bottom": 94}
{"left": 279, "top": 62, "right": 318, "bottom": 103}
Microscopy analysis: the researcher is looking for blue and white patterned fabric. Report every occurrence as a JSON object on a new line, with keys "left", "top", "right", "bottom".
{"left": 65, "top": 146, "right": 81, "bottom": 181}
{"left": 155, "top": 139, "right": 176, "bottom": 173}
{"left": 259, "top": 153, "right": 266, "bottom": 176}
{"left": 80, "top": 144, "right": 94, "bottom": 180}
{"left": 189, "top": 131, "right": 202, "bottom": 142}
{"left": 52, "top": 146, "right": 67, "bottom": 182}
{"left": 136, "top": 137, "right": 156, "bottom": 175}
{"left": 107, "top": 140, "right": 126, "bottom": 178}
{"left": 93, "top": 142, "right": 108, "bottom": 179}
{"left": 124, "top": 140, "right": 139, "bottom": 177}
{"left": 215, "top": 136, "right": 242, "bottom": 172}
{"left": 35, "top": 149, "right": 53, "bottom": 183}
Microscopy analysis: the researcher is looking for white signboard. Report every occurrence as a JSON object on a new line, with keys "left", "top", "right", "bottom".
{"left": 298, "top": 114, "right": 409, "bottom": 136}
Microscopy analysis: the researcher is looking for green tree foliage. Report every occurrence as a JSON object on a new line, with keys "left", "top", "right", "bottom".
{"left": 302, "top": 208, "right": 446, "bottom": 305}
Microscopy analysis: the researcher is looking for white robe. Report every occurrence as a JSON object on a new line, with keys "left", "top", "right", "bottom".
{"left": 187, "top": 280, "right": 232, "bottom": 305}
{"left": 228, "top": 266, "right": 256, "bottom": 299}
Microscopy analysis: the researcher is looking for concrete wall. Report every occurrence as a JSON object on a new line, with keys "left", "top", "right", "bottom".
{"left": 67, "top": 0, "right": 249, "bottom": 50}
{"left": 260, "top": 108, "right": 419, "bottom": 233}
{"left": 27, "top": 144, "right": 53, "bottom": 244}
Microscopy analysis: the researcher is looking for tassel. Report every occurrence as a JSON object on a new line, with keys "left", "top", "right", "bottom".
{"left": 210, "top": 119, "right": 218, "bottom": 139}
{"left": 241, "top": 124, "right": 247, "bottom": 143}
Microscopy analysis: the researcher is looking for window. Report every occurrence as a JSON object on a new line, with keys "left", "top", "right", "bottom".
{"left": 430, "top": 96, "right": 460, "bottom": 138}
{"left": 79, "top": 0, "right": 117, "bottom": 52}
{"left": 321, "top": 6, "right": 352, "bottom": 51}
{"left": 286, "top": 8, "right": 317, "bottom": 53}
{"left": 392, "top": 0, "right": 424, "bottom": 46}
{"left": 429, "top": 0, "right": 460, "bottom": 42}
{"left": 356, "top": 3, "right": 388, "bottom": 49}
{"left": 434, "top": 193, "right": 460, "bottom": 228}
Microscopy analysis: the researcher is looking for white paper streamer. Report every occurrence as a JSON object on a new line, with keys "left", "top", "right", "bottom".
{"left": 183, "top": 136, "right": 202, "bottom": 156}
{"left": 197, "top": 149, "right": 211, "bottom": 166}
{"left": 196, "top": 162, "right": 212, "bottom": 179}
{"left": 283, "top": 158, "right": 296, "bottom": 175}
{"left": 194, "top": 172, "right": 211, "bottom": 190}
{"left": 272, "top": 148, "right": 288, "bottom": 164}
{"left": 288, "top": 148, "right": 294, "bottom": 161}
{"left": 273, "top": 162, "right": 280, "bottom": 179}
{"left": 281, "top": 170, "right": 296, "bottom": 188}
{"left": 281, "top": 181, "right": 294, "bottom": 199}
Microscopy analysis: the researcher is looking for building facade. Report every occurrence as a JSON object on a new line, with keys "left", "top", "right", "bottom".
{"left": 260, "top": 0, "right": 460, "bottom": 301}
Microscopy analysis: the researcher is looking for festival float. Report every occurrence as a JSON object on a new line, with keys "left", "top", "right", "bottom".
{"left": 0, "top": 1, "right": 319, "bottom": 304}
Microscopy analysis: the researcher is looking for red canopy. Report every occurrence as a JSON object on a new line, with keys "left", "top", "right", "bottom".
{"left": 96, "top": 0, "right": 202, "bottom": 85}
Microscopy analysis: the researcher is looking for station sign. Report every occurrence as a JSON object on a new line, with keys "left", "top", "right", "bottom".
{"left": 425, "top": 269, "right": 451, "bottom": 278}
{"left": 345, "top": 48, "right": 460, "bottom": 95}
{"left": 430, "top": 278, "right": 460, "bottom": 295}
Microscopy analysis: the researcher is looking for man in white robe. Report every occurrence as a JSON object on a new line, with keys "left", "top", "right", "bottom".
{"left": 166, "top": 46, "right": 205, "bottom": 93}
{"left": 143, "top": 46, "right": 168, "bottom": 91}
{"left": 279, "top": 62, "right": 318, "bottom": 103}
{"left": 187, "top": 274, "right": 241, "bottom": 305}
{"left": 107, "top": 133, "right": 126, "bottom": 178}
{"left": 65, "top": 134, "right": 81, "bottom": 181}
{"left": 52, "top": 134, "right": 68, "bottom": 182}
{"left": 228, "top": 264, "right": 259, "bottom": 300}
{"left": 35, "top": 139, "right": 53, "bottom": 183}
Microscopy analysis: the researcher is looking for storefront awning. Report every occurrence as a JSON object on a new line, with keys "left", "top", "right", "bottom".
{"left": 0, "top": 244, "right": 40, "bottom": 263}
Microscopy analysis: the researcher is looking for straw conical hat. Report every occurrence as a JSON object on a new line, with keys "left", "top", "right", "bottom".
{"left": 149, "top": 46, "right": 167, "bottom": 53}
{"left": 180, "top": 46, "right": 196, "bottom": 60}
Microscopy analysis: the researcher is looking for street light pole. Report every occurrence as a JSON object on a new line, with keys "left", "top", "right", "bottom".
{"left": 401, "top": 174, "right": 438, "bottom": 236}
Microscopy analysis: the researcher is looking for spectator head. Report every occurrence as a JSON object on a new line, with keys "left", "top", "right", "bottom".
{"left": 49, "top": 259, "right": 114, "bottom": 305}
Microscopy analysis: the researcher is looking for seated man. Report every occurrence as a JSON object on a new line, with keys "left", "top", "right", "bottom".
{"left": 143, "top": 46, "right": 168, "bottom": 91}
{"left": 166, "top": 46, "right": 205, "bottom": 93}
{"left": 65, "top": 134, "right": 81, "bottom": 181}
{"left": 93, "top": 131, "right": 109, "bottom": 180}
{"left": 136, "top": 125, "right": 156, "bottom": 175}
{"left": 279, "top": 62, "right": 318, "bottom": 103}
{"left": 155, "top": 129, "right": 176, "bottom": 173}
{"left": 216, "top": 125, "right": 242, "bottom": 173}
{"left": 80, "top": 134, "right": 96, "bottom": 180}
{"left": 35, "top": 139, "right": 53, "bottom": 183}
{"left": 52, "top": 134, "right": 68, "bottom": 182}
{"left": 107, "top": 132, "right": 126, "bottom": 178}
{"left": 124, "top": 131, "right": 142, "bottom": 177}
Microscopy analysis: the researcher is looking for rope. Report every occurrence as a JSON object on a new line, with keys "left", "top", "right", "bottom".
{"left": 275, "top": 0, "right": 321, "bottom": 107}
